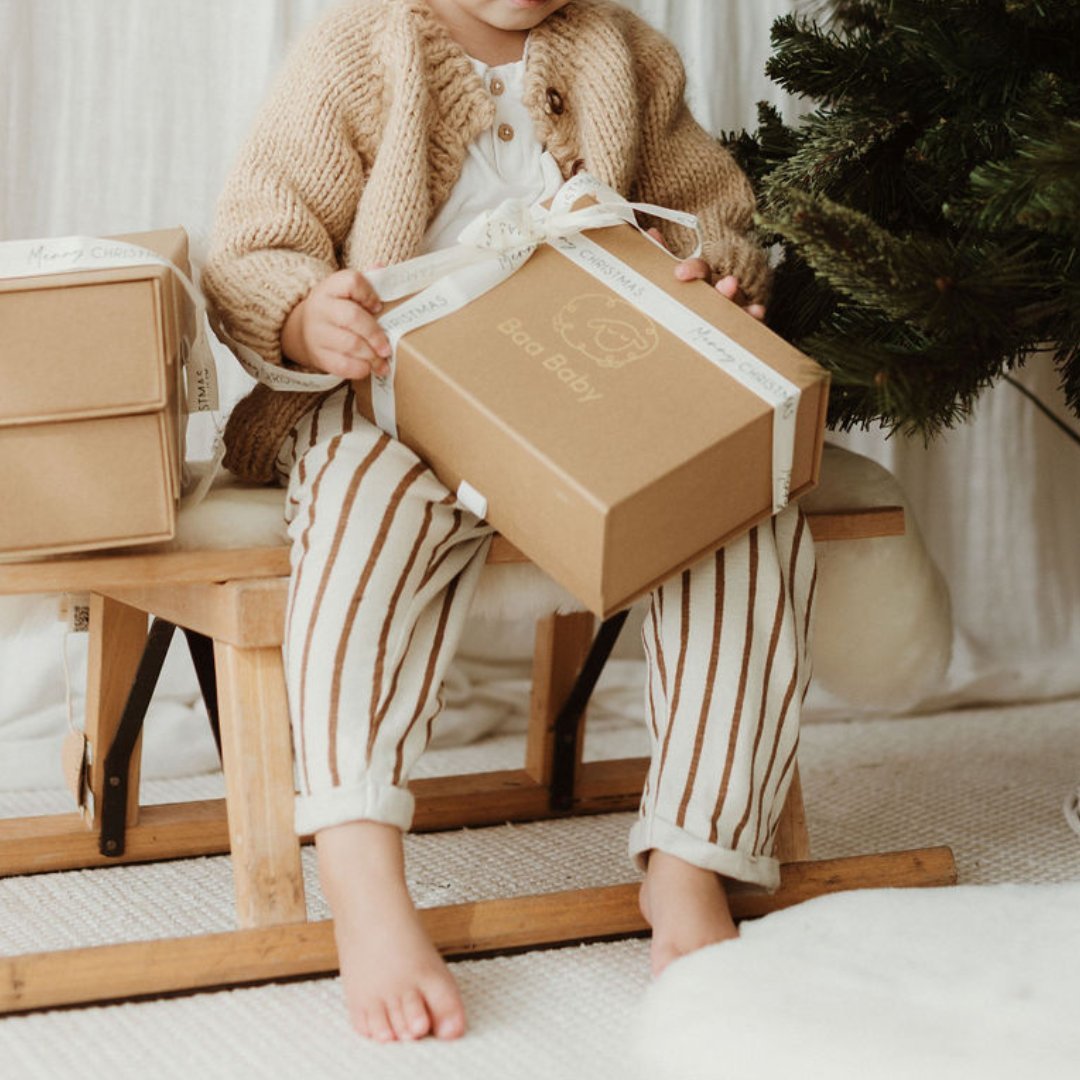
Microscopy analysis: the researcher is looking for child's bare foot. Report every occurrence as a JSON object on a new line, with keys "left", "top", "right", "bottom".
{"left": 316, "top": 821, "right": 466, "bottom": 1042}
{"left": 639, "top": 850, "right": 739, "bottom": 977}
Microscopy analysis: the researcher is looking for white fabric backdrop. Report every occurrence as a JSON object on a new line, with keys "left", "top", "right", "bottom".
{"left": 1, "top": 0, "right": 1077, "bottom": 789}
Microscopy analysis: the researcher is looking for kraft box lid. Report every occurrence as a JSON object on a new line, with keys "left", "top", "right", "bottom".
{"left": 0, "top": 227, "right": 192, "bottom": 428}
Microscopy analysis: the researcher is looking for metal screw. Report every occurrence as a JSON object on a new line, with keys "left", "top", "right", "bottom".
{"left": 105, "top": 840, "right": 118, "bottom": 852}
{"left": 108, "top": 775, "right": 121, "bottom": 787}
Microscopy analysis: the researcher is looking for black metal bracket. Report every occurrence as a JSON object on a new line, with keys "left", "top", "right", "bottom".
{"left": 98, "top": 618, "right": 177, "bottom": 857}
{"left": 549, "top": 609, "right": 631, "bottom": 812}
{"left": 182, "top": 628, "right": 221, "bottom": 759}
{"left": 96, "top": 621, "right": 223, "bottom": 857}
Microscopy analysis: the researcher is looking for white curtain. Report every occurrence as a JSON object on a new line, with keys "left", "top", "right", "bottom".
{"left": 1, "top": 0, "right": 1077, "bottom": 788}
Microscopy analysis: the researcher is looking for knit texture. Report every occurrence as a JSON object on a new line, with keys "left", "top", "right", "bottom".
{"left": 204, "top": 0, "right": 772, "bottom": 483}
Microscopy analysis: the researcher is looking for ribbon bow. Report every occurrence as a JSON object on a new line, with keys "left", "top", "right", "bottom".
{"left": 362, "top": 172, "right": 703, "bottom": 436}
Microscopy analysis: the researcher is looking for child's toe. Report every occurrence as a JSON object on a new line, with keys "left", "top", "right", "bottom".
{"left": 423, "top": 975, "right": 466, "bottom": 1039}
{"left": 401, "top": 988, "right": 433, "bottom": 1038}
{"left": 387, "top": 997, "right": 416, "bottom": 1041}
{"left": 365, "top": 1002, "right": 396, "bottom": 1043}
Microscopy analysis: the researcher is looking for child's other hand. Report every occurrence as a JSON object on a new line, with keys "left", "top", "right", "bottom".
{"left": 647, "top": 227, "right": 766, "bottom": 322}
{"left": 281, "top": 269, "right": 392, "bottom": 379}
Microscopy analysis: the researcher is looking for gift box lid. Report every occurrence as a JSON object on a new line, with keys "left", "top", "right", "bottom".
{"left": 0, "top": 227, "right": 192, "bottom": 428}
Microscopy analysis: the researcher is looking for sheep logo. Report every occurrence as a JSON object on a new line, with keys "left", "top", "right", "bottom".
{"left": 552, "top": 294, "right": 659, "bottom": 370}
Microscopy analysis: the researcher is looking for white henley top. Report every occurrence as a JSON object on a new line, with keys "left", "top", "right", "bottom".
{"left": 421, "top": 53, "right": 564, "bottom": 254}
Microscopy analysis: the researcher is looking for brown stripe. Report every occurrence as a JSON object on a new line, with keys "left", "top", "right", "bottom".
{"left": 287, "top": 433, "right": 346, "bottom": 792}
{"left": 393, "top": 576, "right": 462, "bottom": 786}
{"left": 654, "top": 586, "right": 667, "bottom": 696}
{"left": 764, "top": 735, "right": 800, "bottom": 850}
{"left": 649, "top": 591, "right": 668, "bottom": 701}
{"left": 418, "top": 508, "right": 465, "bottom": 592}
{"left": 295, "top": 433, "right": 391, "bottom": 788}
{"left": 803, "top": 563, "right": 818, "bottom": 650}
{"left": 749, "top": 512, "right": 808, "bottom": 851}
{"left": 341, "top": 385, "right": 355, "bottom": 433}
{"left": 675, "top": 550, "right": 725, "bottom": 829}
{"left": 326, "top": 460, "right": 428, "bottom": 784}
{"left": 366, "top": 497, "right": 441, "bottom": 759}
{"left": 639, "top": 617, "right": 659, "bottom": 812}
{"left": 709, "top": 527, "right": 759, "bottom": 844}
{"left": 642, "top": 612, "right": 660, "bottom": 745}
{"left": 652, "top": 570, "right": 693, "bottom": 811}
{"left": 731, "top": 527, "right": 788, "bottom": 850}
{"left": 372, "top": 499, "right": 462, "bottom": 735}
{"left": 298, "top": 397, "right": 322, "bottom": 489}
{"left": 752, "top": 664, "right": 798, "bottom": 854}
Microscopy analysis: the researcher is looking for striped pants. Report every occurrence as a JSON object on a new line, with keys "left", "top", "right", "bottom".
{"left": 277, "top": 386, "right": 815, "bottom": 889}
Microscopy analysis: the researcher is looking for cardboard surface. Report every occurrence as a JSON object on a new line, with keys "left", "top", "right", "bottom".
{"left": 0, "top": 228, "right": 192, "bottom": 558}
{"left": 357, "top": 221, "right": 829, "bottom": 617}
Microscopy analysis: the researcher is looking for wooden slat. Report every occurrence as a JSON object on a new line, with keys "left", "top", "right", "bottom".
{"left": 806, "top": 506, "right": 904, "bottom": 542}
{"left": 0, "top": 546, "right": 291, "bottom": 596}
{"left": 103, "top": 578, "right": 289, "bottom": 648}
{"left": 0, "top": 848, "right": 956, "bottom": 1015}
{"left": 0, "top": 802, "right": 232, "bottom": 876}
{"left": 0, "top": 533, "right": 529, "bottom": 598}
{"left": 0, "top": 759, "right": 653, "bottom": 878}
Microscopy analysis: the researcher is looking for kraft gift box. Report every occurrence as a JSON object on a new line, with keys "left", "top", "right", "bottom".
{"left": 355, "top": 221, "right": 830, "bottom": 618}
{"left": 0, "top": 227, "right": 193, "bottom": 559}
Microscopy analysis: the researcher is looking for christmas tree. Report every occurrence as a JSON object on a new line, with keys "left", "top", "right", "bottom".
{"left": 726, "top": 0, "right": 1080, "bottom": 437}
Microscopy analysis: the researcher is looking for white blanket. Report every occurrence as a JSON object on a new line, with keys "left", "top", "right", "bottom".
{"left": 638, "top": 883, "right": 1080, "bottom": 1080}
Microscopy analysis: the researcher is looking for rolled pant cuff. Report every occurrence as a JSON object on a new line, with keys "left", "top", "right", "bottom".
{"left": 294, "top": 781, "right": 415, "bottom": 836}
{"left": 628, "top": 815, "right": 780, "bottom": 891}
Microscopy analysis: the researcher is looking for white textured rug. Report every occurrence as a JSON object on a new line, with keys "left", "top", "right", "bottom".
{"left": 1, "top": 699, "right": 1078, "bottom": 1079}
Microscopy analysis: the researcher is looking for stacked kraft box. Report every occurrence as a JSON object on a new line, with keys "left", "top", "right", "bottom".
{"left": 0, "top": 228, "right": 193, "bottom": 559}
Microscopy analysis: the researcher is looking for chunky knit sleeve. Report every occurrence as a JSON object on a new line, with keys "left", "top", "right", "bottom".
{"left": 625, "top": 19, "right": 772, "bottom": 306}
{"left": 202, "top": 10, "right": 376, "bottom": 367}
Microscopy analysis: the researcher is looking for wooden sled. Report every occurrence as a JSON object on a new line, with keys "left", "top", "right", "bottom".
{"left": 0, "top": 507, "right": 956, "bottom": 1014}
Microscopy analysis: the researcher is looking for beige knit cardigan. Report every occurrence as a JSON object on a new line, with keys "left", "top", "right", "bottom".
{"left": 203, "top": 0, "right": 772, "bottom": 483}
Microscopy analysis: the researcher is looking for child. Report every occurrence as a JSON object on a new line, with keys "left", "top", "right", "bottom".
{"left": 204, "top": 0, "right": 814, "bottom": 1045}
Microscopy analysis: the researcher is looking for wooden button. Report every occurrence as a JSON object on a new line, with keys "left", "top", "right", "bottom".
{"left": 497, "top": 123, "right": 515, "bottom": 142}
{"left": 545, "top": 87, "right": 565, "bottom": 115}
{"left": 490, "top": 77, "right": 505, "bottom": 96}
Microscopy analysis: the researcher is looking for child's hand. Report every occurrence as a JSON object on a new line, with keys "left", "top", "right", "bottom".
{"left": 281, "top": 269, "right": 392, "bottom": 379}
{"left": 647, "top": 227, "right": 767, "bottom": 322}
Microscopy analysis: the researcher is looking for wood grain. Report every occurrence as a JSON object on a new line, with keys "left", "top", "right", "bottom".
{"left": 214, "top": 642, "right": 306, "bottom": 929}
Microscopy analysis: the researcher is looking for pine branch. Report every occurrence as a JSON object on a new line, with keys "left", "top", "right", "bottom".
{"left": 765, "top": 14, "right": 904, "bottom": 106}
{"left": 967, "top": 121, "right": 1080, "bottom": 237}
